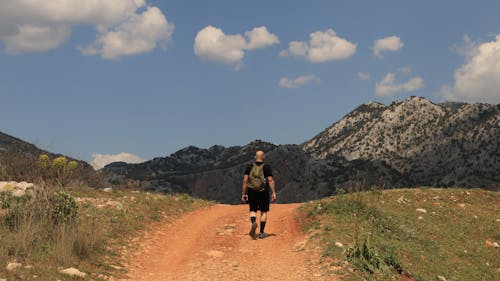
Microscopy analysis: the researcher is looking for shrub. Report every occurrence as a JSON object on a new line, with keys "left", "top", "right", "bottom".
{"left": 345, "top": 237, "right": 402, "bottom": 279}
{"left": 50, "top": 191, "right": 78, "bottom": 224}
{"left": 39, "top": 154, "right": 78, "bottom": 187}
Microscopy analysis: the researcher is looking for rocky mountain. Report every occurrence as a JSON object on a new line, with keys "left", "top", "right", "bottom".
{"left": 103, "top": 96, "right": 498, "bottom": 204}
{"left": 303, "top": 96, "right": 499, "bottom": 188}
{"left": 0, "top": 131, "right": 99, "bottom": 185}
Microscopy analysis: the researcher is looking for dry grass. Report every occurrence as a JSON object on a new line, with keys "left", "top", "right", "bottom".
{"left": 0, "top": 183, "right": 211, "bottom": 280}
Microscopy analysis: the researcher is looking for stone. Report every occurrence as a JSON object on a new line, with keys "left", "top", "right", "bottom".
{"left": 397, "top": 196, "right": 408, "bottom": 203}
{"left": 0, "top": 181, "right": 34, "bottom": 197}
{"left": 59, "top": 267, "right": 87, "bottom": 278}
{"left": 103, "top": 187, "right": 113, "bottom": 193}
{"left": 437, "top": 275, "right": 448, "bottom": 281}
{"left": 334, "top": 242, "right": 344, "bottom": 248}
{"left": 6, "top": 262, "right": 22, "bottom": 271}
{"left": 106, "top": 200, "right": 123, "bottom": 210}
{"left": 416, "top": 208, "right": 427, "bottom": 213}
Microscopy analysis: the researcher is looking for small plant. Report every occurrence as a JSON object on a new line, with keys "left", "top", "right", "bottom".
{"left": 50, "top": 191, "right": 78, "bottom": 224}
{"left": 38, "top": 154, "right": 78, "bottom": 187}
{"left": 346, "top": 237, "right": 403, "bottom": 278}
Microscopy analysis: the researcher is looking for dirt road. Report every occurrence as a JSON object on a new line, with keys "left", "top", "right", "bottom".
{"left": 119, "top": 204, "right": 333, "bottom": 281}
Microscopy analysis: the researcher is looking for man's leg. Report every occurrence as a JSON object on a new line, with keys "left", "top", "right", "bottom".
{"left": 260, "top": 211, "right": 267, "bottom": 234}
{"left": 248, "top": 192, "right": 258, "bottom": 238}
{"left": 250, "top": 211, "right": 257, "bottom": 223}
{"left": 249, "top": 211, "right": 258, "bottom": 238}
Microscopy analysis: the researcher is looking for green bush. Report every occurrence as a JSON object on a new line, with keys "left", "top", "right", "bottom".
{"left": 0, "top": 192, "right": 32, "bottom": 229}
{"left": 50, "top": 192, "right": 78, "bottom": 224}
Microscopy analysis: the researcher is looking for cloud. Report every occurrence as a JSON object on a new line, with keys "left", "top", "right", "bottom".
{"left": 373, "top": 36, "right": 404, "bottom": 58}
{"left": 0, "top": 0, "right": 173, "bottom": 58}
{"left": 91, "top": 152, "right": 145, "bottom": 169}
{"left": 2, "top": 25, "right": 71, "bottom": 53}
{"left": 79, "top": 6, "right": 174, "bottom": 59}
{"left": 279, "top": 74, "right": 320, "bottom": 88}
{"left": 194, "top": 25, "right": 278, "bottom": 67}
{"left": 375, "top": 72, "right": 424, "bottom": 97}
{"left": 280, "top": 28, "right": 356, "bottom": 63}
{"left": 357, "top": 72, "right": 370, "bottom": 80}
{"left": 438, "top": 35, "right": 500, "bottom": 103}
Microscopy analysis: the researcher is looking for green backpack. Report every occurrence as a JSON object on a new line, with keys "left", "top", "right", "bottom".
{"left": 247, "top": 163, "right": 266, "bottom": 191}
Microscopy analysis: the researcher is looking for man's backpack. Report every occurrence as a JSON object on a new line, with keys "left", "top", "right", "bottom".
{"left": 247, "top": 163, "right": 266, "bottom": 191}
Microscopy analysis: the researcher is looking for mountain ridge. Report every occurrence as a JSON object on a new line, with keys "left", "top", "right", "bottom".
{"left": 103, "top": 96, "right": 499, "bottom": 204}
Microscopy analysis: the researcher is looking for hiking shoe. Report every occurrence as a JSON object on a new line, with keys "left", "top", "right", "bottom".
{"left": 258, "top": 233, "right": 267, "bottom": 239}
{"left": 249, "top": 222, "right": 258, "bottom": 238}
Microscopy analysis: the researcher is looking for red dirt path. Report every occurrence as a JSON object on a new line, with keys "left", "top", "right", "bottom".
{"left": 119, "top": 203, "right": 335, "bottom": 281}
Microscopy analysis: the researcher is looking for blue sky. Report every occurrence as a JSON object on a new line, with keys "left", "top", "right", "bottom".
{"left": 1, "top": 0, "right": 500, "bottom": 168}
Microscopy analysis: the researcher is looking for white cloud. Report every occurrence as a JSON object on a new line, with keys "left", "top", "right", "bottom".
{"left": 0, "top": 0, "right": 173, "bottom": 58}
{"left": 244, "top": 26, "right": 279, "bottom": 50}
{"left": 79, "top": 7, "right": 174, "bottom": 59}
{"left": 438, "top": 35, "right": 500, "bottom": 103}
{"left": 373, "top": 36, "right": 403, "bottom": 58}
{"left": 450, "top": 35, "right": 478, "bottom": 58}
{"left": 279, "top": 74, "right": 320, "bottom": 88}
{"left": 280, "top": 28, "right": 357, "bottom": 63}
{"left": 194, "top": 25, "right": 279, "bottom": 67}
{"left": 375, "top": 72, "right": 424, "bottom": 97}
{"left": 2, "top": 25, "right": 71, "bottom": 53}
{"left": 91, "top": 152, "right": 145, "bottom": 169}
{"left": 358, "top": 72, "right": 370, "bottom": 80}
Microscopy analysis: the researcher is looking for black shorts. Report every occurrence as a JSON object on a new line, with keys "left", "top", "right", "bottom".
{"left": 247, "top": 188, "right": 270, "bottom": 212}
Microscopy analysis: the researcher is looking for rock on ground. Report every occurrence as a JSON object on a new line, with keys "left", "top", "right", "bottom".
{"left": 6, "top": 262, "right": 22, "bottom": 271}
{"left": 59, "top": 267, "right": 87, "bottom": 278}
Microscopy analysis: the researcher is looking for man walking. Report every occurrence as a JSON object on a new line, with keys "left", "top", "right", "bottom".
{"left": 241, "top": 150, "right": 277, "bottom": 239}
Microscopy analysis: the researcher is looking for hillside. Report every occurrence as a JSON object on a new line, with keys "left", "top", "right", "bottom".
{"left": 0, "top": 131, "right": 99, "bottom": 185}
{"left": 300, "top": 188, "right": 500, "bottom": 280}
{"left": 103, "top": 97, "right": 499, "bottom": 204}
{"left": 304, "top": 96, "right": 499, "bottom": 188}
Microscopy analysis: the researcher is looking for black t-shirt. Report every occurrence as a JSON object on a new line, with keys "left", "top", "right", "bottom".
{"left": 244, "top": 162, "right": 273, "bottom": 178}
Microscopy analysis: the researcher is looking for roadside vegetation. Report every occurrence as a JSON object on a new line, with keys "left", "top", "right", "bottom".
{"left": 0, "top": 154, "right": 210, "bottom": 280}
{"left": 300, "top": 186, "right": 500, "bottom": 281}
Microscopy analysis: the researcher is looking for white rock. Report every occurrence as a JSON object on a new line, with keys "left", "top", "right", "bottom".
{"left": 0, "top": 278, "right": 7, "bottom": 281}
{"left": 0, "top": 182, "right": 15, "bottom": 192}
{"left": 6, "top": 262, "right": 22, "bottom": 271}
{"left": 335, "top": 242, "right": 344, "bottom": 248}
{"left": 437, "top": 275, "right": 448, "bottom": 281}
{"left": 103, "top": 187, "right": 113, "bottom": 193}
{"left": 11, "top": 189, "right": 26, "bottom": 197}
{"left": 106, "top": 200, "right": 123, "bottom": 211}
{"left": 418, "top": 216, "right": 424, "bottom": 220}
{"left": 59, "top": 267, "right": 87, "bottom": 278}
{"left": 0, "top": 181, "right": 34, "bottom": 196}
{"left": 493, "top": 242, "right": 499, "bottom": 248}
{"left": 416, "top": 208, "right": 427, "bottom": 213}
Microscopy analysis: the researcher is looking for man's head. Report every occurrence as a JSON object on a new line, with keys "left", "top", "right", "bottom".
{"left": 255, "top": 150, "right": 265, "bottom": 162}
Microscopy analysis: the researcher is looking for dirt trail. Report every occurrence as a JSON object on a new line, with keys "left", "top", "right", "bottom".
{"left": 119, "top": 204, "right": 334, "bottom": 281}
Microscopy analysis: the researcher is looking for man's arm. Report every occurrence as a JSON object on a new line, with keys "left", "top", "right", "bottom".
{"left": 241, "top": 175, "right": 249, "bottom": 202}
{"left": 267, "top": 176, "right": 277, "bottom": 202}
